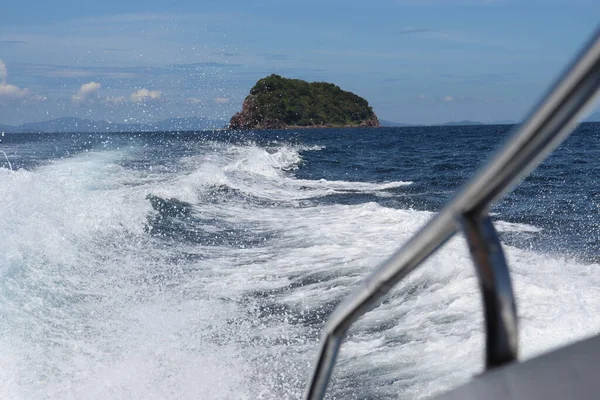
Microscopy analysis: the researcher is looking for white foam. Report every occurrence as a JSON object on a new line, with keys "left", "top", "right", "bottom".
{"left": 1, "top": 141, "right": 598, "bottom": 400}
{"left": 494, "top": 220, "right": 542, "bottom": 233}
{"left": 152, "top": 143, "right": 411, "bottom": 202}
{"left": 204, "top": 198, "right": 596, "bottom": 398}
{"left": 294, "top": 178, "right": 412, "bottom": 191}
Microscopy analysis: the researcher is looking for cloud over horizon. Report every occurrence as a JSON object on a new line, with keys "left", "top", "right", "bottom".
{"left": 130, "top": 88, "right": 162, "bottom": 102}
{"left": 71, "top": 83, "right": 163, "bottom": 105}
{"left": 72, "top": 81, "right": 101, "bottom": 103}
{"left": 0, "top": 59, "right": 31, "bottom": 102}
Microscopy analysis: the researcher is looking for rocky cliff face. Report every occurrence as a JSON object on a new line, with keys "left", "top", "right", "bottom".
{"left": 229, "top": 75, "right": 380, "bottom": 130}
{"left": 228, "top": 96, "right": 286, "bottom": 130}
{"left": 359, "top": 115, "right": 380, "bottom": 127}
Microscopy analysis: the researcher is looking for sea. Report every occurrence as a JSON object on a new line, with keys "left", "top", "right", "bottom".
{"left": 1, "top": 123, "right": 599, "bottom": 399}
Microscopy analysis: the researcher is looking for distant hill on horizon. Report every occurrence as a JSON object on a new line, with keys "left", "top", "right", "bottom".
{"left": 0, "top": 117, "right": 227, "bottom": 133}
{"left": 441, "top": 120, "right": 483, "bottom": 126}
{"left": 379, "top": 119, "right": 518, "bottom": 127}
{"left": 379, "top": 119, "right": 421, "bottom": 127}
{"left": 489, "top": 120, "right": 517, "bottom": 125}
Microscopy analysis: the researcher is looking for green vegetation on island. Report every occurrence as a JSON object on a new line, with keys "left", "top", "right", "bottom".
{"left": 229, "top": 74, "right": 379, "bottom": 129}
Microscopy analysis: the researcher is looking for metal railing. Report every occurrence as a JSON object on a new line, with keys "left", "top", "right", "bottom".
{"left": 304, "top": 27, "right": 600, "bottom": 400}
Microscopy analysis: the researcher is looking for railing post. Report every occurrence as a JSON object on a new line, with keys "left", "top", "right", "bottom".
{"left": 304, "top": 333, "right": 344, "bottom": 400}
{"left": 459, "top": 213, "right": 519, "bottom": 368}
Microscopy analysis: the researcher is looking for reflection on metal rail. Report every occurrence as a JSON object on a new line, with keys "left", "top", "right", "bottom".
{"left": 304, "top": 28, "right": 600, "bottom": 400}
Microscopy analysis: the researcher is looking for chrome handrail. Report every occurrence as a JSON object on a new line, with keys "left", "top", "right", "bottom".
{"left": 304, "top": 27, "right": 600, "bottom": 400}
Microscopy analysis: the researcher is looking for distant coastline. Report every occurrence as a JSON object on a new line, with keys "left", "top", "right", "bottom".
{"left": 3, "top": 115, "right": 600, "bottom": 134}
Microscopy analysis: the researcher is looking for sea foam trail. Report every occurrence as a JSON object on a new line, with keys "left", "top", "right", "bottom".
{"left": 0, "top": 152, "right": 254, "bottom": 400}
{"left": 145, "top": 142, "right": 600, "bottom": 397}
{"left": 153, "top": 142, "right": 412, "bottom": 203}
{"left": 189, "top": 199, "right": 599, "bottom": 399}
{"left": 0, "top": 141, "right": 598, "bottom": 400}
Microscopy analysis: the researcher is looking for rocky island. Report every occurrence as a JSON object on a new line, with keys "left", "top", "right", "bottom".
{"left": 229, "top": 74, "right": 379, "bottom": 130}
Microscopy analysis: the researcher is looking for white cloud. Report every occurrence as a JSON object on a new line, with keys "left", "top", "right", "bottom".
{"left": 104, "top": 90, "right": 161, "bottom": 105}
{"left": 72, "top": 81, "right": 101, "bottom": 103}
{"left": 443, "top": 95, "right": 454, "bottom": 103}
{"left": 130, "top": 88, "right": 161, "bottom": 102}
{"left": 214, "top": 97, "right": 230, "bottom": 104}
{"left": 0, "top": 59, "right": 31, "bottom": 101}
{"left": 0, "top": 84, "right": 29, "bottom": 99}
{"left": 187, "top": 97, "right": 203, "bottom": 104}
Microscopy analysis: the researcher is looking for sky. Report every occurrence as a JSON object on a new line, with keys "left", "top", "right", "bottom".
{"left": 0, "top": 0, "right": 598, "bottom": 126}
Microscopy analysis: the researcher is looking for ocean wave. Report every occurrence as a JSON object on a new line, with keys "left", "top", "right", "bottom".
{"left": 494, "top": 220, "right": 542, "bottom": 233}
{"left": 294, "top": 178, "right": 412, "bottom": 191}
{"left": 152, "top": 143, "right": 411, "bottom": 203}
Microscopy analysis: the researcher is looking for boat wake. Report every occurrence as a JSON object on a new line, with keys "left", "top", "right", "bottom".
{"left": 0, "top": 138, "right": 599, "bottom": 399}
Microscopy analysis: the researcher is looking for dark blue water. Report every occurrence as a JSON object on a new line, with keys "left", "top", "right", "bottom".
{"left": 1, "top": 123, "right": 599, "bottom": 399}
{"left": 294, "top": 124, "right": 600, "bottom": 262}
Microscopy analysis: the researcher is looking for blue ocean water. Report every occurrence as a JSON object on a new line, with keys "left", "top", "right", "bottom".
{"left": 0, "top": 124, "right": 599, "bottom": 399}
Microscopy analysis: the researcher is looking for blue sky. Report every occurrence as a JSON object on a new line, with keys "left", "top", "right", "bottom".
{"left": 0, "top": 0, "right": 598, "bottom": 125}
